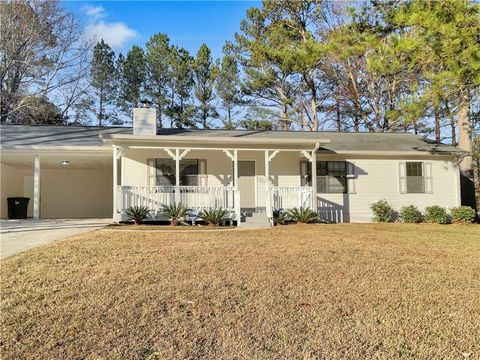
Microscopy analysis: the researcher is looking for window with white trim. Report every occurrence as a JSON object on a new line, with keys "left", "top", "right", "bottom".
{"left": 300, "top": 160, "right": 348, "bottom": 193}
{"left": 155, "top": 159, "right": 200, "bottom": 186}
{"left": 406, "top": 162, "right": 425, "bottom": 193}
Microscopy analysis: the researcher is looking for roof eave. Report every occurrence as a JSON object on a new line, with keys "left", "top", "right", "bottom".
{"left": 100, "top": 133, "right": 330, "bottom": 147}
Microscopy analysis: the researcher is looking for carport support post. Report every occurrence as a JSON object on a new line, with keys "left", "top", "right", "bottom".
{"left": 113, "top": 147, "right": 118, "bottom": 221}
{"left": 33, "top": 155, "right": 40, "bottom": 219}
{"left": 265, "top": 151, "right": 270, "bottom": 219}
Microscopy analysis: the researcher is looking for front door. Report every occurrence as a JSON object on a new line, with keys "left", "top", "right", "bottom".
{"left": 238, "top": 161, "right": 256, "bottom": 210}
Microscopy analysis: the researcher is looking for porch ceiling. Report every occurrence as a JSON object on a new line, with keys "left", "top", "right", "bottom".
{"left": 1, "top": 152, "right": 112, "bottom": 170}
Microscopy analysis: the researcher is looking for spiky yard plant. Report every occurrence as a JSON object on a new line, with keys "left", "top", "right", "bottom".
{"left": 198, "top": 208, "right": 230, "bottom": 227}
{"left": 286, "top": 207, "right": 319, "bottom": 224}
{"left": 160, "top": 203, "right": 189, "bottom": 226}
{"left": 273, "top": 209, "right": 288, "bottom": 225}
{"left": 125, "top": 205, "right": 150, "bottom": 225}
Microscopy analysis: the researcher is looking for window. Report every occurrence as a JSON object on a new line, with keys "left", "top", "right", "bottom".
{"left": 155, "top": 159, "right": 199, "bottom": 186}
{"left": 318, "top": 161, "right": 347, "bottom": 193}
{"left": 300, "top": 161, "right": 348, "bottom": 193}
{"left": 406, "top": 162, "right": 424, "bottom": 193}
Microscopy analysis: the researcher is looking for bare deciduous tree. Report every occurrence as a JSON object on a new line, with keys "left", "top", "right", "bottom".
{"left": 0, "top": 0, "right": 92, "bottom": 124}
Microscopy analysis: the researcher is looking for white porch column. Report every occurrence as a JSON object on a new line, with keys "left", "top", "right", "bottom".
{"left": 233, "top": 150, "right": 238, "bottom": 187}
{"left": 311, "top": 150, "right": 317, "bottom": 210}
{"left": 113, "top": 147, "right": 118, "bottom": 221}
{"left": 265, "top": 150, "right": 270, "bottom": 217}
{"left": 264, "top": 150, "right": 278, "bottom": 219}
{"left": 33, "top": 155, "right": 41, "bottom": 219}
{"left": 175, "top": 148, "right": 180, "bottom": 204}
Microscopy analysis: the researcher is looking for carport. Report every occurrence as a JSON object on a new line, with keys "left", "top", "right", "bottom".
{"left": 1, "top": 150, "right": 113, "bottom": 219}
{"left": 0, "top": 125, "right": 130, "bottom": 220}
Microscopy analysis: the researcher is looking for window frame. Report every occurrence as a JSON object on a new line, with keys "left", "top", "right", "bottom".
{"left": 300, "top": 160, "right": 348, "bottom": 194}
{"left": 405, "top": 161, "right": 425, "bottom": 194}
{"left": 154, "top": 158, "right": 200, "bottom": 186}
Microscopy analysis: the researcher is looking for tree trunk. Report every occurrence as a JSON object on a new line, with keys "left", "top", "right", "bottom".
{"left": 98, "top": 88, "right": 103, "bottom": 127}
{"left": 434, "top": 106, "right": 440, "bottom": 143}
{"left": 353, "top": 115, "right": 359, "bottom": 132}
{"left": 473, "top": 137, "right": 480, "bottom": 217}
{"left": 335, "top": 92, "right": 341, "bottom": 131}
{"left": 458, "top": 90, "right": 473, "bottom": 177}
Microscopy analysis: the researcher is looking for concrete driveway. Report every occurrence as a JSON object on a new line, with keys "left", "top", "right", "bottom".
{"left": 0, "top": 219, "right": 110, "bottom": 259}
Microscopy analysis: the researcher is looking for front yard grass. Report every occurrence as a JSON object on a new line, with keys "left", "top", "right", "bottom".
{"left": 1, "top": 224, "right": 479, "bottom": 359}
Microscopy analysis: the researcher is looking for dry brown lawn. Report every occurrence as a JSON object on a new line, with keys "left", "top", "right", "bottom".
{"left": 1, "top": 224, "right": 479, "bottom": 359}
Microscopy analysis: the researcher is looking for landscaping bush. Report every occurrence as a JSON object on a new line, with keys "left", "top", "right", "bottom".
{"left": 160, "top": 203, "right": 189, "bottom": 226}
{"left": 198, "top": 208, "right": 230, "bottom": 226}
{"left": 400, "top": 205, "right": 423, "bottom": 223}
{"left": 450, "top": 206, "right": 476, "bottom": 224}
{"left": 125, "top": 205, "right": 150, "bottom": 225}
{"left": 286, "top": 207, "right": 318, "bottom": 224}
{"left": 272, "top": 209, "right": 288, "bottom": 225}
{"left": 424, "top": 206, "right": 448, "bottom": 224}
{"left": 370, "top": 199, "right": 394, "bottom": 223}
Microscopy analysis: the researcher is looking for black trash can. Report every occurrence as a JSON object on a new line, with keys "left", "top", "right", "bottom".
{"left": 7, "top": 197, "right": 30, "bottom": 219}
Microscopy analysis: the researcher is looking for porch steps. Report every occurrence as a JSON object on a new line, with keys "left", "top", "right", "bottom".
{"left": 241, "top": 211, "right": 271, "bottom": 228}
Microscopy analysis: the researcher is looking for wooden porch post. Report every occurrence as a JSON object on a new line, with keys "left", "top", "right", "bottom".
{"left": 264, "top": 150, "right": 279, "bottom": 221}
{"left": 311, "top": 150, "right": 317, "bottom": 210}
{"left": 33, "top": 155, "right": 40, "bottom": 220}
{"left": 175, "top": 148, "right": 180, "bottom": 204}
{"left": 265, "top": 150, "right": 270, "bottom": 218}
{"left": 113, "top": 147, "right": 118, "bottom": 221}
{"left": 233, "top": 150, "right": 238, "bottom": 187}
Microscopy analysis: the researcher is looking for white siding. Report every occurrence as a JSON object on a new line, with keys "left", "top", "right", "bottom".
{"left": 122, "top": 149, "right": 460, "bottom": 222}
{"left": 315, "top": 156, "right": 460, "bottom": 222}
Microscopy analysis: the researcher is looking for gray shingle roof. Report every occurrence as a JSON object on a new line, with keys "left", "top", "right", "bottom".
{"left": 0, "top": 125, "right": 462, "bottom": 155}
{"left": 0, "top": 125, "right": 130, "bottom": 147}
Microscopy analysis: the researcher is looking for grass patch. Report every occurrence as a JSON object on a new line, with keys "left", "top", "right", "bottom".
{"left": 1, "top": 224, "right": 479, "bottom": 359}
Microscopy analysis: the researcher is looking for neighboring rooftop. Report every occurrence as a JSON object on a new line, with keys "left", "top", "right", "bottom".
{"left": 0, "top": 125, "right": 462, "bottom": 155}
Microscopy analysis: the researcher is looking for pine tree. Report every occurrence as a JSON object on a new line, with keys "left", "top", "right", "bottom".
{"left": 118, "top": 45, "right": 146, "bottom": 116}
{"left": 145, "top": 33, "right": 171, "bottom": 128}
{"left": 90, "top": 40, "right": 116, "bottom": 126}
{"left": 215, "top": 55, "right": 242, "bottom": 129}
{"left": 230, "top": 6, "right": 298, "bottom": 130}
{"left": 166, "top": 46, "right": 195, "bottom": 128}
{"left": 378, "top": 0, "right": 480, "bottom": 176}
{"left": 193, "top": 43, "right": 218, "bottom": 128}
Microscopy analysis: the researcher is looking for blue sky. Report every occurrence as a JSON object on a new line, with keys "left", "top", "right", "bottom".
{"left": 64, "top": 1, "right": 260, "bottom": 58}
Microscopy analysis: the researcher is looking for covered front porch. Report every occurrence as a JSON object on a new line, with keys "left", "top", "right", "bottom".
{"left": 103, "top": 132, "right": 329, "bottom": 226}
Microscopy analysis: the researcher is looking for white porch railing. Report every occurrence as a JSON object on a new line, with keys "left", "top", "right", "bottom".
{"left": 266, "top": 186, "right": 315, "bottom": 218}
{"left": 117, "top": 186, "right": 239, "bottom": 214}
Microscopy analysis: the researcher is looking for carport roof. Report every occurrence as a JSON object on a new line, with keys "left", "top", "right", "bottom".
{"left": 0, "top": 125, "right": 462, "bottom": 155}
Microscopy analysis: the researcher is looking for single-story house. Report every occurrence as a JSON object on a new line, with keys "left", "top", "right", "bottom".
{"left": 0, "top": 106, "right": 463, "bottom": 225}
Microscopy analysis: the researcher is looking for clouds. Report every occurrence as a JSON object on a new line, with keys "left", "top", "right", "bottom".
{"left": 83, "top": 5, "right": 138, "bottom": 49}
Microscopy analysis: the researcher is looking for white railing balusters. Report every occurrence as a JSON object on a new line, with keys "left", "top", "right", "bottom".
{"left": 267, "top": 186, "right": 315, "bottom": 213}
{"left": 118, "top": 185, "right": 314, "bottom": 224}
{"left": 117, "top": 186, "right": 239, "bottom": 217}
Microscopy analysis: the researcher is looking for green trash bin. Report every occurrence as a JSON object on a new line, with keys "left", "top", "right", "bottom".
{"left": 7, "top": 197, "right": 30, "bottom": 219}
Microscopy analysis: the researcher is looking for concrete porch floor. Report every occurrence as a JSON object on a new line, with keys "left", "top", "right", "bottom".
{"left": 0, "top": 218, "right": 110, "bottom": 259}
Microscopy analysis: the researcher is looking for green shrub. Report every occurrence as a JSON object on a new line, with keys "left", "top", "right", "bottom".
{"left": 160, "top": 203, "right": 189, "bottom": 226}
{"left": 424, "top": 206, "right": 448, "bottom": 224}
{"left": 286, "top": 207, "right": 318, "bottom": 224}
{"left": 370, "top": 199, "right": 394, "bottom": 223}
{"left": 400, "top": 205, "right": 423, "bottom": 223}
{"left": 198, "top": 208, "right": 230, "bottom": 226}
{"left": 272, "top": 209, "right": 289, "bottom": 225}
{"left": 125, "top": 205, "right": 150, "bottom": 225}
{"left": 450, "top": 206, "right": 476, "bottom": 224}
